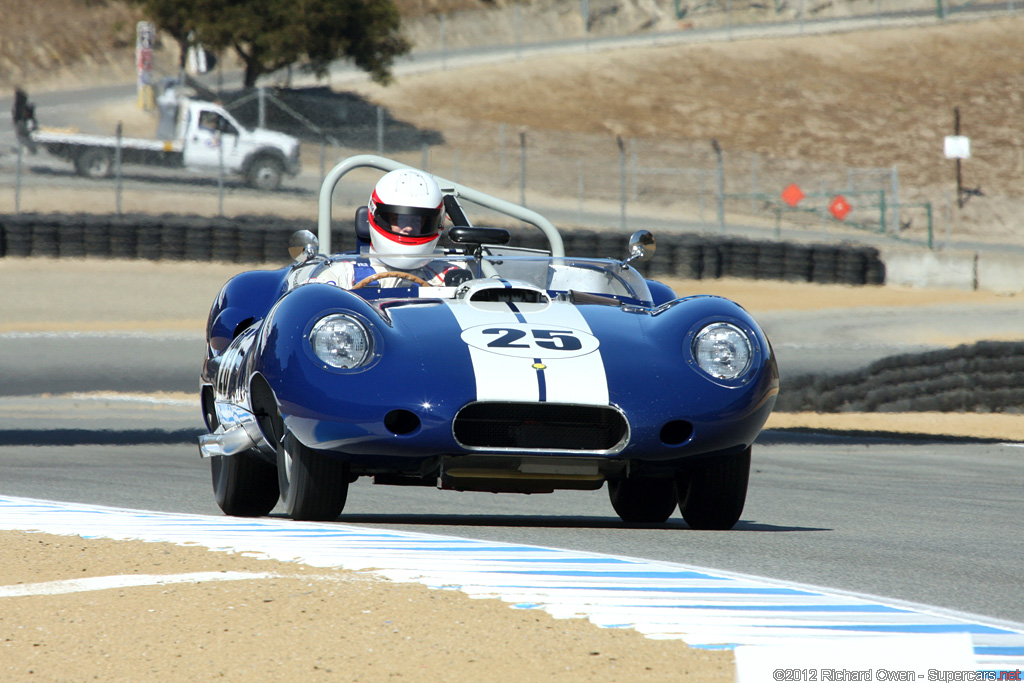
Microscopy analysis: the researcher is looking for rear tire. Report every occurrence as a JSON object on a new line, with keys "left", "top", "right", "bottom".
{"left": 277, "top": 432, "right": 349, "bottom": 521}
{"left": 247, "top": 157, "right": 283, "bottom": 191}
{"left": 74, "top": 148, "right": 113, "bottom": 178}
{"left": 608, "top": 477, "right": 678, "bottom": 523}
{"left": 677, "top": 447, "right": 751, "bottom": 530}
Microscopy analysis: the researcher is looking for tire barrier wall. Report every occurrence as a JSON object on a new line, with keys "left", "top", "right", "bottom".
{"left": 776, "top": 340, "right": 1024, "bottom": 414}
{"left": 0, "top": 213, "right": 886, "bottom": 287}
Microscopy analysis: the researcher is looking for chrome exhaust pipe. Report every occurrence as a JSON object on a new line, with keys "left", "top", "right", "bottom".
{"left": 197, "top": 420, "right": 267, "bottom": 459}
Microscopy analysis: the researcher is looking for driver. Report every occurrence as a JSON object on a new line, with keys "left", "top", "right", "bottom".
{"left": 322, "top": 169, "right": 470, "bottom": 289}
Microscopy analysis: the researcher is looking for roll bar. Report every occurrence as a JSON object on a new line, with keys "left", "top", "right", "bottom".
{"left": 317, "top": 154, "right": 565, "bottom": 257}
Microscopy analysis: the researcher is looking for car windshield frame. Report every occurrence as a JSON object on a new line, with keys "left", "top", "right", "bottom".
{"left": 297, "top": 253, "right": 654, "bottom": 306}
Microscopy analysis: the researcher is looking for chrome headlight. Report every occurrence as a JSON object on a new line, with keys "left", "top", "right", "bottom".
{"left": 310, "top": 315, "right": 371, "bottom": 369}
{"left": 691, "top": 322, "right": 752, "bottom": 380}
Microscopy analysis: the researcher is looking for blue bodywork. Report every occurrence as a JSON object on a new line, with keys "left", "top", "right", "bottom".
{"left": 201, "top": 254, "right": 778, "bottom": 482}
{"left": 198, "top": 155, "right": 778, "bottom": 525}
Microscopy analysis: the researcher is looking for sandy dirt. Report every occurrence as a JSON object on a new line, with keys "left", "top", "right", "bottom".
{"left": 0, "top": 532, "right": 732, "bottom": 682}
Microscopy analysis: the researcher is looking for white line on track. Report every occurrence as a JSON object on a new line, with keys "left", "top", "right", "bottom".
{"left": 1, "top": 495, "right": 1022, "bottom": 672}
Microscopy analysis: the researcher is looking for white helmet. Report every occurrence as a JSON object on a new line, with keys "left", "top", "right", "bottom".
{"left": 368, "top": 169, "right": 445, "bottom": 269}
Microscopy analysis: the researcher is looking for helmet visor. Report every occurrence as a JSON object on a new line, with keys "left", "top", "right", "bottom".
{"left": 372, "top": 201, "right": 444, "bottom": 238}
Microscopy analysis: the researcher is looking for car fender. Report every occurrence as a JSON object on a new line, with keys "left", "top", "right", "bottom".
{"left": 206, "top": 266, "right": 291, "bottom": 356}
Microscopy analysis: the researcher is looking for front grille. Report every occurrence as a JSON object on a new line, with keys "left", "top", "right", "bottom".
{"left": 454, "top": 402, "right": 627, "bottom": 452}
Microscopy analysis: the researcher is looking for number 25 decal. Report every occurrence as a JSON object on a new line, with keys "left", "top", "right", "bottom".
{"left": 484, "top": 328, "right": 583, "bottom": 351}
{"left": 461, "top": 323, "right": 599, "bottom": 359}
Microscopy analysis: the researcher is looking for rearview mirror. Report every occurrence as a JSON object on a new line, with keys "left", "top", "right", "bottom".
{"left": 288, "top": 230, "right": 319, "bottom": 262}
{"left": 623, "top": 230, "right": 655, "bottom": 266}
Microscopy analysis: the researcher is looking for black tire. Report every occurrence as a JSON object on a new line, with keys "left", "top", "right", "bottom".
{"left": 677, "top": 447, "right": 751, "bottom": 530}
{"left": 74, "top": 148, "right": 113, "bottom": 178}
{"left": 247, "top": 157, "right": 283, "bottom": 191}
{"left": 277, "top": 432, "right": 349, "bottom": 521}
{"left": 211, "top": 454, "right": 280, "bottom": 517}
{"left": 608, "top": 477, "right": 678, "bottom": 523}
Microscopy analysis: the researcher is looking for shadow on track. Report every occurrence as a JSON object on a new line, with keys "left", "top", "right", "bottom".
{"left": 288, "top": 512, "right": 828, "bottom": 533}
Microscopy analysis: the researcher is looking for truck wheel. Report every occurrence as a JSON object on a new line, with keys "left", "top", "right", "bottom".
{"left": 74, "top": 148, "right": 113, "bottom": 178}
{"left": 247, "top": 157, "right": 283, "bottom": 191}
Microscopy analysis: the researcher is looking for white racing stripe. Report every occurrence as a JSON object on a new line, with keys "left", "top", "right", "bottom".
{"left": 445, "top": 299, "right": 609, "bottom": 405}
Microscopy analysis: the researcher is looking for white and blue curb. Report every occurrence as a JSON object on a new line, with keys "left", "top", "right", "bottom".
{"left": 2, "top": 495, "right": 1022, "bottom": 675}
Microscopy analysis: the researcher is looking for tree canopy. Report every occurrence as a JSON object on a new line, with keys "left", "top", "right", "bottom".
{"left": 127, "top": 0, "right": 409, "bottom": 88}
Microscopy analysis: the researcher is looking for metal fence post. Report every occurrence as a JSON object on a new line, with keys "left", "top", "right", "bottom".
{"left": 519, "top": 129, "right": 527, "bottom": 207}
{"left": 376, "top": 106, "right": 385, "bottom": 155}
{"left": 577, "top": 157, "right": 584, "bottom": 224}
{"left": 515, "top": 5, "right": 522, "bottom": 60}
{"left": 499, "top": 124, "right": 507, "bottom": 186}
{"left": 115, "top": 122, "right": 123, "bottom": 215}
{"left": 217, "top": 131, "right": 225, "bottom": 217}
{"left": 699, "top": 170, "right": 707, "bottom": 228}
{"left": 440, "top": 14, "right": 447, "bottom": 70}
{"left": 750, "top": 154, "right": 759, "bottom": 213}
{"left": 258, "top": 87, "right": 266, "bottom": 129}
{"left": 630, "top": 138, "right": 638, "bottom": 201}
{"left": 712, "top": 139, "right": 725, "bottom": 234}
{"left": 15, "top": 138, "right": 23, "bottom": 214}
{"left": 926, "top": 202, "right": 934, "bottom": 250}
{"left": 617, "top": 136, "right": 627, "bottom": 232}
{"left": 891, "top": 165, "right": 900, "bottom": 233}
{"left": 319, "top": 143, "right": 326, "bottom": 186}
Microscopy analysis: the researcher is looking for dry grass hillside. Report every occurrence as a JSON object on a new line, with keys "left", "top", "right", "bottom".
{"left": 351, "top": 16, "right": 1024, "bottom": 241}
{"left": 0, "top": 0, "right": 492, "bottom": 91}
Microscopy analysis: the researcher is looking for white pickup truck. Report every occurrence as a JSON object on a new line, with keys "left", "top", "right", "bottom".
{"left": 30, "top": 99, "right": 301, "bottom": 191}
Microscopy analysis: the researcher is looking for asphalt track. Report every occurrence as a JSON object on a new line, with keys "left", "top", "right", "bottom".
{"left": 1, "top": 393, "right": 1022, "bottom": 631}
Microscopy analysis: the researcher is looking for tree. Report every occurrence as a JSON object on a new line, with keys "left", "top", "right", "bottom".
{"left": 127, "top": 0, "right": 409, "bottom": 88}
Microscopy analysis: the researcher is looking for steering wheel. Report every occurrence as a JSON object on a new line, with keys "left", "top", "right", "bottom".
{"left": 352, "top": 271, "right": 430, "bottom": 289}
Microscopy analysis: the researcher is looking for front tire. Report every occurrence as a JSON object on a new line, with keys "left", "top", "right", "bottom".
{"left": 677, "top": 447, "right": 751, "bottom": 530}
{"left": 211, "top": 453, "right": 279, "bottom": 517}
{"left": 247, "top": 157, "right": 283, "bottom": 191}
{"left": 608, "top": 477, "right": 678, "bottom": 523}
{"left": 277, "top": 432, "right": 349, "bottom": 521}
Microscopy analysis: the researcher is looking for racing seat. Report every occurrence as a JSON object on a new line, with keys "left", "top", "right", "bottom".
{"left": 355, "top": 206, "right": 371, "bottom": 247}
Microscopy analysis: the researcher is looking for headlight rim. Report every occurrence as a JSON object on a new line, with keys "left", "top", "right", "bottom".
{"left": 688, "top": 319, "right": 757, "bottom": 384}
{"left": 308, "top": 312, "right": 377, "bottom": 372}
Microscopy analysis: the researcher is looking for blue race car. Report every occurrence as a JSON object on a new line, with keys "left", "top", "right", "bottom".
{"left": 198, "top": 155, "right": 778, "bottom": 529}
